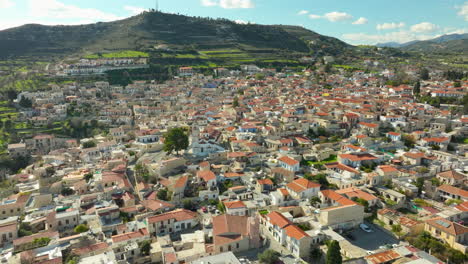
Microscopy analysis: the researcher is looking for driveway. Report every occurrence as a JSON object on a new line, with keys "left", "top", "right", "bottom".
{"left": 346, "top": 223, "right": 400, "bottom": 251}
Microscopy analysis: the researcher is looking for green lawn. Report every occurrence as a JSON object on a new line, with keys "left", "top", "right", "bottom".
{"left": 302, "top": 155, "right": 337, "bottom": 166}
{"left": 85, "top": 50, "right": 149, "bottom": 59}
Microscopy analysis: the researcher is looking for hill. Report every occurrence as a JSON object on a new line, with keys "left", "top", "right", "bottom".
{"left": 0, "top": 11, "right": 351, "bottom": 61}
{"left": 378, "top": 34, "right": 468, "bottom": 54}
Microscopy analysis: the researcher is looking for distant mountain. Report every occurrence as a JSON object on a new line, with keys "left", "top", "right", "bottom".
{"left": 0, "top": 11, "right": 351, "bottom": 60}
{"left": 378, "top": 33, "right": 468, "bottom": 53}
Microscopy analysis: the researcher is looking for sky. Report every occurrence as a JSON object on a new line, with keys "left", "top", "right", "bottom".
{"left": 0, "top": 0, "right": 467, "bottom": 45}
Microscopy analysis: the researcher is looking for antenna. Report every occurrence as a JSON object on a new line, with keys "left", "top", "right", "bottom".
{"left": 155, "top": 0, "right": 159, "bottom": 11}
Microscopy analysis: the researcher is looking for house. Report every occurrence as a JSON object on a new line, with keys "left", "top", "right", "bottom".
{"left": 7, "top": 143, "right": 27, "bottom": 158}
{"left": 377, "top": 208, "right": 423, "bottom": 235}
{"left": 111, "top": 228, "right": 150, "bottom": 262}
{"left": 179, "top": 67, "right": 194, "bottom": 77}
{"left": 285, "top": 178, "right": 320, "bottom": 200}
{"left": 224, "top": 200, "right": 248, "bottom": 216}
{"left": 437, "top": 184, "right": 468, "bottom": 202}
{"left": 336, "top": 187, "right": 379, "bottom": 207}
{"left": 386, "top": 132, "right": 401, "bottom": 141}
{"left": 256, "top": 178, "right": 274, "bottom": 193}
{"left": 420, "top": 137, "right": 450, "bottom": 151}
{"left": 402, "top": 152, "right": 425, "bottom": 166}
{"left": 0, "top": 194, "right": 30, "bottom": 220}
{"left": 0, "top": 217, "right": 17, "bottom": 248}
{"left": 338, "top": 153, "right": 379, "bottom": 168}
{"left": 212, "top": 214, "right": 260, "bottom": 254}
{"left": 278, "top": 156, "right": 300, "bottom": 172}
{"left": 425, "top": 217, "right": 467, "bottom": 253}
{"left": 147, "top": 209, "right": 198, "bottom": 236}
{"left": 197, "top": 170, "right": 217, "bottom": 188}
{"left": 436, "top": 170, "right": 466, "bottom": 187}
{"left": 318, "top": 190, "right": 364, "bottom": 230}
{"left": 261, "top": 211, "right": 312, "bottom": 259}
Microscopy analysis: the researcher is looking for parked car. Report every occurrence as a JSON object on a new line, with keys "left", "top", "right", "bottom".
{"left": 360, "top": 223, "right": 373, "bottom": 233}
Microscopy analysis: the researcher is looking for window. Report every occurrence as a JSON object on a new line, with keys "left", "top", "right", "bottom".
{"left": 220, "top": 246, "right": 223, "bottom": 252}
{"left": 236, "top": 243, "right": 239, "bottom": 249}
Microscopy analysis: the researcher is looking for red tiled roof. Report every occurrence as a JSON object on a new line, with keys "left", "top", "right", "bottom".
{"left": 224, "top": 200, "right": 246, "bottom": 209}
{"left": 278, "top": 156, "right": 299, "bottom": 166}
{"left": 147, "top": 209, "right": 197, "bottom": 224}
{"left": 286, "top": 178, "right": 320, "bottom": 193}
{"left": 197, "top": 170, "right": 216, "bottom": 182}
{"left": 437, "top": 184, "right": 468, "bottom": 198}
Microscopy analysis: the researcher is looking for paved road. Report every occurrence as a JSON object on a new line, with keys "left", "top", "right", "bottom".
{"left": 347, "top": 223, "right": 399, "bottom": 251}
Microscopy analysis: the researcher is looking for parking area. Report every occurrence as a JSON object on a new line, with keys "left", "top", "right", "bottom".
{"left": 345, "top": 222, "right": 400, "bottom": 251}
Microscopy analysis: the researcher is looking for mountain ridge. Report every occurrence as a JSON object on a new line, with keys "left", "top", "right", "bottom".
{"left": 0, "top": 11, "right": 352, "bottom": 60}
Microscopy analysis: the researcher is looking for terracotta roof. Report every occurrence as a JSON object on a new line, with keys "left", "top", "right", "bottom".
{"left": 286, "top": 178, "right": 320, "bottom": 193}
{"left": 197, "top": 170, "right": 216, "bottom": 182}
{"left": 71, "top": 242, "right": 109, "bottom": 255}
{"left": 257, "top": 178, "right": 274, "bottom": 185}
{"left": 403, "top": 152, "right": 425, "bottom": 159}
{"left": 437, "top": 170, "right": 465, "bottom": 181}
{"left": 426, "top": 217, "right": 468, "bottom": 236}
{"left": 278, "top": 156, "right": 299, "bottom": 166}
{"left": 437, "top": 184, "right": 468, "bottom": 198}
{"left": 224, "top": 200, "right": 246, "bottom": 209}
{"left": 174, "top": 176, "right": 189, "bottom": 189}
{"left": 378, "top": 165, "right": 398, "bottom": 173}
{"left": 336, "top": 187, "right": 378, "bottom": 201}
{"left": 339, "top": 153, "right": 378, "bottom": 162}
{"left": 423, "top": 137, "right": 449, "bottom": 143}
{"left": 266, "top": 211, "right": 291, "bottom": 228}
{"left": 320, "top": 190, "right": 357, "bottom": 206}
{"left": 141, "top": 199, "right": 175, "bottom": 212}
{"left": 455, "top": 201, "right": 468, "bottom": 212}
{"left": 325, "top": 162, "right": 359, "bottom": 174}
{"left": 212, "top": 214, "right": 248, "bottom": 246}
{"left": 365, "top": 250, "right": 401, "bottom": 264}
{"left": 147, "top": 209, "right": 197, "bottom": 224}
{"left": 284, "top": 224, "right": 309, "bottom": 240}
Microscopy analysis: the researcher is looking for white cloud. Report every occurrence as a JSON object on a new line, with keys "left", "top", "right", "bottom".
{"left": 352, "top": 17, "right": 368, "bottom": 25}
{"left": 308, "top": 14, "right": 321, "bottom": 19}
{"left": 457, "top": 2, "right": 468, "bottom": 21}
{"left": 376, "top": 22, "right": 405, "bottom": 30}
{"left": 28, "top": 0, "right": 123, "bottom": 21}
{"left": 297, "top": 10, "right": 308, "bottom": 15}
{"left": 343, "top": 30, "right": 439, "bottom": 45}
{"left": 124, "top": 6, "right": 146, "bottom": 15}
{"left": 323, "top": 11, "right": 353, "bottom": 22}
{"left": 201, "top": 0, "right": 218, "bottom": 7}
{"left": 0, "top": 0, "right": 14, "bottom": 9}
{"left": 410, "top": 22, "right": 438, "bottom": 33}
{"left": 201, "top": 0, "right": 254, "bottom": 9}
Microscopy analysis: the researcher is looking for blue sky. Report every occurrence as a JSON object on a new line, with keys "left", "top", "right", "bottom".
{"left": 0, "top": 0, "right": 467, "bottom": 44}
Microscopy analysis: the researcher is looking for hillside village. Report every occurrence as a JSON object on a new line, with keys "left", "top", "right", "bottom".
{"left": 0, "top": 64, "right": 467, "bottom": 264}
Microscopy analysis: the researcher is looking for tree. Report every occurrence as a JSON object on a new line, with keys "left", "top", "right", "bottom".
{"left": 326, "top": 240, "right": 342, "bottom": 264}
{"left": 74, "top": 224, "right": 89, "bottom": 233}
{"left": 140, "top": 240, "right": 151, "bottom": 256}
{"left": 18, "top": 222, "right": 33, "bottom": 237}
{"left": 258, "top": 249, "right": 280, "bottom": 264}
{"left": 163, "top": 127, "right": 189, "bottom": 155}
{"left": 310, "top": 247, "right": 322, "bottom": 261}
{"left": 233, "top": 97, "right": 239, "bottom": 107}
{"left": 217, "top": 201, "right": 226, "bottom": 213}
{"left": 6, "top": 89, "right": 18, "bottom": 102}
{"left": 19, "top": 97, "right": 32, "bottom": 108}
{"left": 84, "top": 173, "right": 93, "bottom": 182}
{"left": 413, "top": 81, "right": 421, "bottom": 95}
{"left": 157, "top": 188, "right": 170, "bottom": 201}
{"left": 310, "top": 196, "right": 321, "bottom": 207}
{"left": 415, "top": 177, "right": 425, "bottom": 196}
{"left": 82, "top": 140, "right": 97, "bottom": 149}
{"left": 61, "top": 187, "right": 74, "bottom": 196}
{"left": 183, "top": 199, "right": 194, "bottom": 210}
{"left": 419, "top": 68, "right": 429, "bottom": 80}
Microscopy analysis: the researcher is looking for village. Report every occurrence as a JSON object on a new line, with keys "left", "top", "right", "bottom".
{"left": 0, "top": 64, "right": 467, "bottom": 264}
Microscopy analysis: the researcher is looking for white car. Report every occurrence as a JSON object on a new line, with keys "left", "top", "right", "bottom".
{"left": 360, "top": 223, "right": 373, "bottom": 233}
